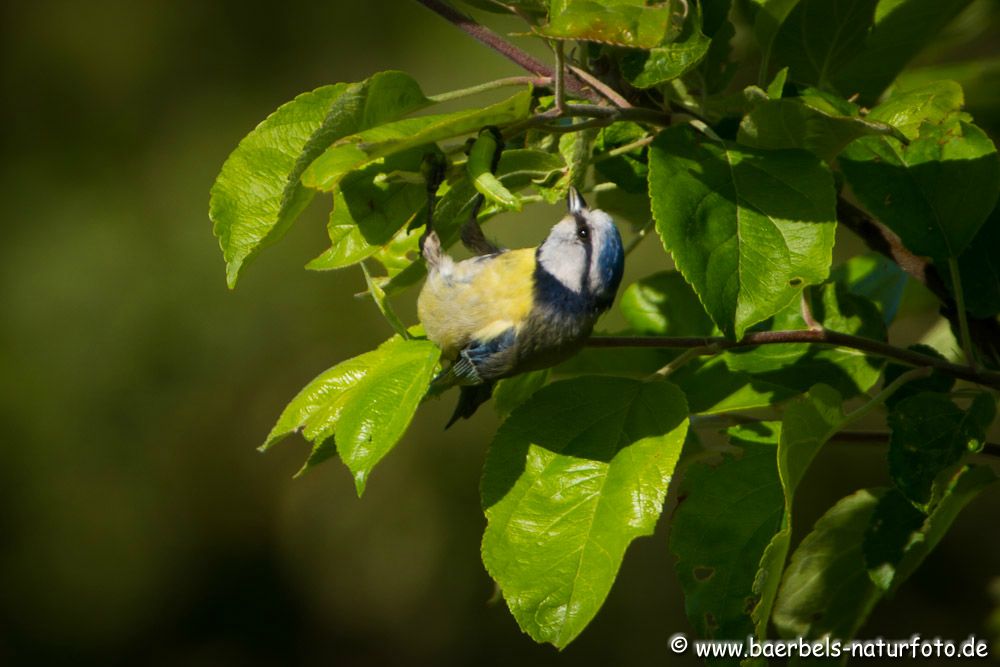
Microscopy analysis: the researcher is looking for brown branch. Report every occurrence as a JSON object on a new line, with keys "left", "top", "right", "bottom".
{"left": 587, "top": 330, "right": 1000, "bottom": 390}
{"left": 831, "top": 431, "right": 1000, "bottom": 459}
{"left": 413, "top": 0, "right": 606, "bottom": 104}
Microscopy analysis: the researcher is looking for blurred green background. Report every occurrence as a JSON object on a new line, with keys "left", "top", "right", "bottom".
{"left": 1, "top": 1, "right": 998, "bottom": 665}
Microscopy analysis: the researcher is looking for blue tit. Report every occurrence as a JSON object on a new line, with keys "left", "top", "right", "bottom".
{"left": 418, "top": 187, "right": 625, "bottom": 427}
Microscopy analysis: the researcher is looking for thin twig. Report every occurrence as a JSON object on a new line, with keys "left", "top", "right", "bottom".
{"left": 842, "top": 367, "right": 932, "bottom": 428}
{"left": 651, "top": 345, "right": 720, "bottom": 379}
{"left": 567, "top": 65, "right": 632, "bottom": 108}
{"left": 947, "top": 257, "right": 978, "bottom": 372}
{"left": 553, "top": 41, "right": 566, "bottom": 112}
{"left": 413, "top": 0, "right": 605, "bottom": 104}
{"left": 801, "top": 290, "right": 821, "bottom": 331}
{"left": 586, "top": 330, "right": 1000, "bottom": 390}
{"left": 832, "top": 431, "right": 1000, "bottom": 458}
{"left": 592, "top": 135, "right": 655, "bottom": 163}
{"left": 428, "top": 76, "right": 552, "bottom": 103}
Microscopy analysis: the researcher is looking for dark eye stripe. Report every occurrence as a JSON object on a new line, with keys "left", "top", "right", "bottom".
{"left": 573, "top": 212, "right": 591, "bottom": 245}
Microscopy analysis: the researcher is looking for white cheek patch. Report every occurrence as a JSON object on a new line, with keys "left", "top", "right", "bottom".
{"left": 538, "top": 239, "right": 585, "bottom": 293}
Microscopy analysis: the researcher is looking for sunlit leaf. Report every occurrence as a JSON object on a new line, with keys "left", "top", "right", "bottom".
{"left": 482, "top": 376, "right": 688, "bottom": 648}
{"left": 737, "top": 96, "right": 903, "bottom": 161}
{"left": 307, "top": 146, "right": 436, "bottom": 271}
{"left": 262, "top": 336, "right": 440, "bottom": 494}
{"left": 302, "top": 87, "right": 533, "bottom": 192}
{"left": 619, "top": 4, "right": 710, "bottom": 88}
{"left": 210, "top": 72, "right": 431, "bottom": 287}
{"left": 865, "top": 80, "right": 967, "bottom": 140}
{"left": 540, "top": 0, "right": 672, "bottom": 49}
{"left": 649, "top": 125, "right": 837, "bottom": 339}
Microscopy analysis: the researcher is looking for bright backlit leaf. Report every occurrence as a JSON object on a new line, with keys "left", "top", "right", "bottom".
{"left": 262, "top": 336, "right": 440, "bottom": 494}
{"left": 649, "top": 125, "right": 836, "bottom": 339}
{"left": 302, "top": 87, "right": 533, "bottom": 192}
{"left": 210, "top": 72, "right": 431, "bottom": 287}
{"left": 482, "top": 376, "right": 688, "bottom": 648}
{"left": 737, "top": 96, "right": 903, "bottom": 161}
{"left": 540, "top": 0, "right": 672, "bottom": 49}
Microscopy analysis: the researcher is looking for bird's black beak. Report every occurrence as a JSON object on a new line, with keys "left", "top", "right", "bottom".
{"left": 567, "top": 186, "right": 588, "bottom": 215}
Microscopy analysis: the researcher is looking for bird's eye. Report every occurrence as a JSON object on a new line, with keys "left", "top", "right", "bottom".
{"left": 577, "top": 227, "right": 589, "bottom": 241}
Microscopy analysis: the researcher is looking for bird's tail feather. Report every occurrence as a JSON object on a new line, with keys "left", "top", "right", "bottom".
{"left": 445, "top": 383, "right": 495, "bottom": 429}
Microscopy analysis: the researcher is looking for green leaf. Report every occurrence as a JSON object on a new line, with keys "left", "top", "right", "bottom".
{"left": 832, "top": 0, "right": 974, "bottom": 103}
{"left": 698, "top": 1, "right": 738, "bottom": 94}
{"left": 751, "top": 384, "right": 845, "bottom": 639}
{"left": 673, "top": 282, "right": 885, "bottom": 414}
{"left": 771, "top": 488, "right": 883, "bottom": 640}
{"left": 536, "top": 128, "right": 596, "bottom": 204}
{"left": 468, "top": 129, "right": 521, "bottom": 211}
{"left": 540, "top": 0, "right": 672, "bottom": 49}
{"left": 360, "top": 262, "right": 408, "bottom": 337}
{"left": 481, "top": 376, "right": 689, "bottom": 648}
{"left": 263, "top": 352, "right": 377, "bottom": 452}
{"left": 942, "top": 203, "right": 1000, "bottom": 318}
{"left": 619, "top": 271, "right": 715, "bottom": 336}
{"left": 649, "top": 126, "right": 837, "bottom": 339}
{"left": 753, "top": 0, "right": 802, "bottom": 77}
{"left": 619, "top": 4, "right": 711, "bottom": 89}
{"left": 737, "top": 97, "right": 903, "bottom": 161}
{"left": 307, "top": 146, "right": 435, "bottom": 271}
{"left": 302, "top": 87, "right": 533, "bottom": 192}
{"left": 493, "top": 370, "right": 550, "bottom": 421}
{"left": 766, "top": 67, "right": 788, "bottom": 100}
{"left": 262, "top": 336, "right": 440, "bottom": 494}
{"left": 865, "top": 80, "right": 966, "bottom": 141}
{"left": 769, "top": 0, "right": 878, "bottom": 90}
{"left": 887, "top": 392, "right": 996, "bottom": 511}
{"left": 866, "top": 465, "right": 997, "bottom": 593}
{"left": 774, "top": 466, "right": 997, "bottom": 641}
{"left": 830, "top": 253, "right": 909, "bottom": 326}
{"left": 210, "top": 72, "right": 431, "bottom": 287}
{"left": 670, "top": 424, "right": 784, "bottom": 647}
{"left": 841, "top": 118, "right": 1000, "bottom": 260}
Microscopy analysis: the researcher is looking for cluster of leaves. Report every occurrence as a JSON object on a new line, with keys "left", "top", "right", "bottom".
{"left": 209, "top": 0, "right": 1000, "bottom": 659}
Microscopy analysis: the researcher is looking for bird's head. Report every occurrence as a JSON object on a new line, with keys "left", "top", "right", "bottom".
{"left": 536, "top": 187, "right": 625, "bottom": 310}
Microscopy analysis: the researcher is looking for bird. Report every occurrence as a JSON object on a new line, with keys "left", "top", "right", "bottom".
{"left": 418, "top": 186, "right": 625, "bottom": 427}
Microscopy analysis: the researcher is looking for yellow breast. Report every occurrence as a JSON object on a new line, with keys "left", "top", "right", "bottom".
{"left": 417, "top": 248, "right": 536, "bottom": 358}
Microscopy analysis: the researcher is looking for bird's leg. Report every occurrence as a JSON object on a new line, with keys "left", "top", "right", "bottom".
{"left": 418, "top": 152, "right": 447, "bottom": 262}
{"left": 460, "top": 196, "right": 501, "bottom": 255}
